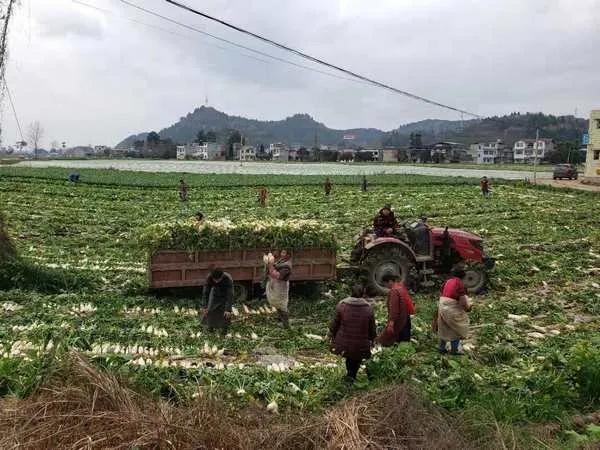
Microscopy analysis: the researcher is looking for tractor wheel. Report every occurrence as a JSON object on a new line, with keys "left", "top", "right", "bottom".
{"left": 462, "top": 268, "right": 487, "bottom": 294}
{"left": 363, "top": 246, "right": 414, "bottom": 296}
{"left": 233, "top": 282, "right": 250, "bottom": 303}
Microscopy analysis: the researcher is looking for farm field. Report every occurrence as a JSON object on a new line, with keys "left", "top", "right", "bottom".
{"left": 1, "top": 167, "right": 599, "bottom": 448}
{"left": 14, "top": 158, "right": 553, "bottom": 180}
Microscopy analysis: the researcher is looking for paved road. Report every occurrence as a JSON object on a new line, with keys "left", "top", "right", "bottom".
{"left": 16, "top": 160, "right": 552, "bottom": 180}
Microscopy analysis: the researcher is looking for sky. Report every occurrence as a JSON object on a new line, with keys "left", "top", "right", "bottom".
{"left": 1, "top": 0, "right": 599, "bottom": 148}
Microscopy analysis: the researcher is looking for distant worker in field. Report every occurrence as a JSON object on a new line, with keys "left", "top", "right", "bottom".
{"left": 265, "top": 249, "right": 292, "bottom": 329}
{"left": 329, "top": 283, "right": 376, "bottom": 382}
{"left": 324, "top": 177, "right": 332, "bottom": 197}
{"left": 201, "top": 268, "right": 234, "bottom": 335}
{"left": 361, "top": 175, "right": 368, "bottom": 192}
{"left": 437, "top": 266, "right": 472, "bottom": 355}
{"left": 194, "top": 211, "right": 204, "bottom": 225}
{"left": 373, "top": 205, "right": 399, "bottom": 237}
{"left": 68, "top": 173, "right": 80, "bottom": 183}
{"left": 179, "top": 179, "right": 189, "bottom": 202}
{"left": 480, "top": 176, "right": 490, "bottom": 197}
{"left": 258, "top": 186, "right": 269, "bottom": 207}
{"left": 377, "top": 274, "right": 415, "bottom": 346}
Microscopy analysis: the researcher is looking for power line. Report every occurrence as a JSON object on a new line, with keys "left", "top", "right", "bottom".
{"left": 115, "top": 0, "right": 370, "bottom": 86}
{"left": 164, "top": 0, "right": 483, "bottom": 119}
{"left": 4, "top": 81, "right": 24, "bottom": 143}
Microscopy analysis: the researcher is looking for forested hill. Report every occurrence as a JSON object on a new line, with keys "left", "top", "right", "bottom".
{"left": 117, "top": 107, "right": 588, "bottom": 148}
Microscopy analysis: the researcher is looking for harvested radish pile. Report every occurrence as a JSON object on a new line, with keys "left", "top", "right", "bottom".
{"left": 140, "top": 218, "right": 337, "bottom": 252}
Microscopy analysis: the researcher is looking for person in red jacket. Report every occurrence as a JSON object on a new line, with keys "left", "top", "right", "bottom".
{"left": 377, "top": 274, "right": 415, "bottom": 346}
{"left": 329, "top": 284, "right": 377, "bottom": 382}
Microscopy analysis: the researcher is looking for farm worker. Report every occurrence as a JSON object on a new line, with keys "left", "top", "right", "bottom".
{"left": 68, "top": 173, "right": 80, "bottom": 182}
{"left": 480, "top": 176, "right": 490, "bottom": 197}
{"left": 265, "top": 249, "right": 292, "bottom": 329}
{"left": 437, "top": 266, "right": 472, "bottom": 355}
{"left": 373, "top": 205, "right": 399, "bottom": 237}
{"left": 324, "top": 177, "right": 332, "bottom": 196}
{"left": 194, "top": 211, "right": 204, "bottom": 225}
{"left": 179, "top": 179, "right": 189, "bottom": 202}
{"left": 258, "top": 186, "right": 269, "bottom": 207}
{"left": 328, "top": 283, "right": 376, "bottom": 382}
{"left": 361, "top": 175, "right": 368, "bottom": 192}
{"left": 201, "top": 268, "right": 234, "bottom": 334}
{"left": 377, "top": 274, "right": 415, "bottom": 346}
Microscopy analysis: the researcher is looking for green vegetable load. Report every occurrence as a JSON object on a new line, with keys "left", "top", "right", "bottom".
{"left": 140, "top": 219, "right": 337, "bottom": 253}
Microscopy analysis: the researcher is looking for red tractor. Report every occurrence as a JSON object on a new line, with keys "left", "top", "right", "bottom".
{"left": 350, "top": 219, "right": 494, "bottom": 294}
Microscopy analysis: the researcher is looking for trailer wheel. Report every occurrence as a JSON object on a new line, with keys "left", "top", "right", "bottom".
{"left": 233, "top": 282, "right": 250, "bottom": 303}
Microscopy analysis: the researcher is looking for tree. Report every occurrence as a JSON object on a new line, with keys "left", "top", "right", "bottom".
{"left": 196, "top": 130, "right": 206, "bottom": 144}
{"left": 27, "top": 121, "right": 44, "bottom": 159}
{"left": 297, "top": 147, "right": 309, "bottom": 161}
{"left": 50, "top": 140, "right": 59, "bottom": 151}
{"left": 206, "top": 130, "right": 217, "bottom": 143}
{"left": 226, "top": 130, "right": 242, "bottom": 160}
{"left": 546, "top": 140, "right": 584, "bottom": 164}
{"left": 409, "top": 132, "right": 423, "bottom": 148}
{"left": 146, "top": 131, "right": 160, "bottom": 146}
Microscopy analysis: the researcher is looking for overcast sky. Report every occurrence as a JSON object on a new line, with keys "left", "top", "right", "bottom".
{"left": 2, "top": 0, "right": 599, "bottom": 148}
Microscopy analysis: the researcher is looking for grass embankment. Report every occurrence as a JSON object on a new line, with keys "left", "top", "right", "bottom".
{"left": 0, "top": 168, "right": 599, "bottom": 448}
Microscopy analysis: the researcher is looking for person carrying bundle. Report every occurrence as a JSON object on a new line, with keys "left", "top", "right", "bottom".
{"left": 264, "top": 250, "right": 292, "bottom": 329}
{"left": 437, "top": 266, "right": 472, "bottom": 355}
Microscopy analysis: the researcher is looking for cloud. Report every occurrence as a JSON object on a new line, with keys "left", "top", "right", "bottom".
{"left": 36, "top": 1, "right": 104, "bottom": 39}
{"left": 1, "top": 0, "right": 599, "bottom": 148}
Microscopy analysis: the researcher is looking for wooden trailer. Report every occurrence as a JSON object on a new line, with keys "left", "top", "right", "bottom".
{"left": 149, "top": 247, "right": 336, "bottom": 301}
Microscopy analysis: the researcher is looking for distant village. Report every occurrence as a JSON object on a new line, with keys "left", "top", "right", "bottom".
{"left": 1, "top": 135, "right": 588, "bottom": 166}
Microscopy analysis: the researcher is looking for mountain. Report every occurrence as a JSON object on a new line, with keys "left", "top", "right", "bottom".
{"left": 382, "top": 113, "right": 588, "bottom": 147}
{"left": 117, "top": 106, "right": 384, "bottom": 148}
{"left": 117, "top": 107, "right": 588, "bottom": 148}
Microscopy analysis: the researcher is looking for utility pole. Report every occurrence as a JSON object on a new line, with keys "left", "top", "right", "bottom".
{"left": 533, "top": 128, "right": 539, "bottom": 184}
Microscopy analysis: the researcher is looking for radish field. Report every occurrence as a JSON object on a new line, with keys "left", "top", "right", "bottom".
{"left": 1, "top": 167, "right": 599, "bottom": 440}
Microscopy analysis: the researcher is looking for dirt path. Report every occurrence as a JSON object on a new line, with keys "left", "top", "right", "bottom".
{"left": 537, "top": 178, "right": 600, "bottom": 192}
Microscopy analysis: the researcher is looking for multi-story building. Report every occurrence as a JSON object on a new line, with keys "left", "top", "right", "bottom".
{"left": 236, "top": 145, "right": 256, "bottom": 161}
{"left": 513, "top": 138, "right": 554, "bottom": 163}
{"left": 270, "top": 142, "right": 289, "bottom": 161}
{"left": 430, "top": 142, "right": 469, "bottom": 163}
{"left": 177, "top": 142, "right": 224, "bottom": 160}
{"left": 584, "top": 109, "right": 600, "bottom": 183}
{"left": 476, "top": 140, "right": 512, "bottom": 164}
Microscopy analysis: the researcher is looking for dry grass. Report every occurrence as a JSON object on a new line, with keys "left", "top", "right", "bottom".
{"left": 0, "top": 353, "right": 560, "bottom": 450}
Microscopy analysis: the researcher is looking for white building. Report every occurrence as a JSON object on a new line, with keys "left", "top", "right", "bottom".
{"left": 237, "top": 145, "right": 256, "bottom": 161}
{"left": 513, "top": 139, "right": 554, "bottom": 163}
{"left": 477, "top": 140, "right": 509, "bottom": 164}
{"left": 177, "top": 142, "right": 224, "bottom": 160}
{"left": 270, "top": 142, "right": 289, "bottom": 161}
{"left": 584, "top": 110, "right": 600, "bottom": 183}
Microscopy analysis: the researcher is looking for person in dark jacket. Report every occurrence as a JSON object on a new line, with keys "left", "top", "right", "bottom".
{"left": 329, "top": 284, "right": 377, "bottom": 381}
{"left": 377, "top": 274, "right": 415, "bottom": 346}
{"left": 361, "top": 175, "right": 368, "bottom": 192}
{"left": 324, "top": 177, "right": 332, "bottom": 197}
{"left": 201, "top": 268, "right": 233, "bottom": 334}
{"left": 373, "top": 205, "right": 399, "bottom": 237}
